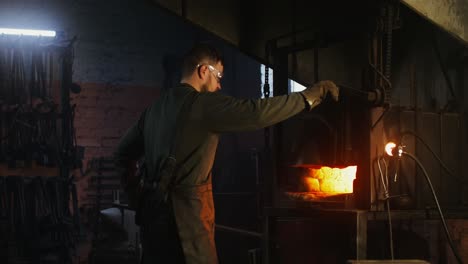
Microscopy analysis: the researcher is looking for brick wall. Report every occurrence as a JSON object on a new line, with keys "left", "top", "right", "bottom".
{"left": 71, "top": 82, "right": 159, "bottom": 166}
{"left": 69, "top": 82, "right": 159, "bottom": 209}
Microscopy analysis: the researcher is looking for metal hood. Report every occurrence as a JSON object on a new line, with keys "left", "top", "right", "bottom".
{"left": 153, "top": 0, "right": 467, "bottom": 65}
{"left": 400, "top": 0, "right": 468, "bottom": 45}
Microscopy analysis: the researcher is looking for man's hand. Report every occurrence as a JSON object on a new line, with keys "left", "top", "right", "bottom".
{"left": 300, "top": 80, "right": 339, "bottom": 109}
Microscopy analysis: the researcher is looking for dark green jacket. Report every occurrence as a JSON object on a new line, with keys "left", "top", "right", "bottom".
{"left": 115, "top": 83, "right": 307, "bottom": 264}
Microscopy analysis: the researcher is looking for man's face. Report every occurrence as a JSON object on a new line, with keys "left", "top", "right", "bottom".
{"left": 200, "top": 61, "right": 223, "bottom": 93}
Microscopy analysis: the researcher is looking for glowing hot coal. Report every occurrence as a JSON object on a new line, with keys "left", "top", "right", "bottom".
{"left": 291, "top": 165, "right": 357, "bottom": 197}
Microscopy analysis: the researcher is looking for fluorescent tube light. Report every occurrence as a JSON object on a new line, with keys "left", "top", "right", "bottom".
{"left": 0, "top": 27, "right": 56, "bottom": 37}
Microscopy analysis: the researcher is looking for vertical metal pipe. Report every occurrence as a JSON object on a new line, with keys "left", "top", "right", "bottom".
{"left": 385, "top": 4, "right": 393, "bottom": 79}
{"left": 314, "top": 45, "right": 319, "bottom": 83}
{"left": 261, "top": 49, "right": 288, "bottom": 264}
{"left": 384, "top": 4, "right": 393, "bottom": 104}
{"left": 181, "top": 0, "right": 187, "bottom": 18}
{"left": 272, "top": 50, "right": 288, "bottom": 207}
{"left": 60, "top": 45, "right": 72, "bottom": 179}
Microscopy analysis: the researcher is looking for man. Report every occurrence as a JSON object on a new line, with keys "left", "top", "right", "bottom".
{"left": 114, "top": 43, "right": 339, "bottom": 264}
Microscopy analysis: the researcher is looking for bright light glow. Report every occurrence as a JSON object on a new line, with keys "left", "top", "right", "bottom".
{"left": 385, "top": 142, "right": 396, "bottom": 156}
{"left": 260, "top": 64, "right": 307, "bottom": 97}
{"left": 290, "top": 80, "right": 306, "bottom": 92}
{"left": 303, "top": 165, "right": 357, "bottom": 194}
{"left": 0, "top": 28, "right": 56, "bottom": 37}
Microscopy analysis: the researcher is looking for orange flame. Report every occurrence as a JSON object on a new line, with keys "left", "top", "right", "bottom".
{"left": 303, "top": 166, "right": 357, "bottom": 195}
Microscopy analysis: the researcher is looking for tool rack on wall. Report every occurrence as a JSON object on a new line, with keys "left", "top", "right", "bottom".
{"left": 0, "top": 35, "right": 81, "bottom": 264}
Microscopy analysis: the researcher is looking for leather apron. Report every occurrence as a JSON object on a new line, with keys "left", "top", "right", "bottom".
{"left": 171, "top": 182, "right": 217, "bottom": 264}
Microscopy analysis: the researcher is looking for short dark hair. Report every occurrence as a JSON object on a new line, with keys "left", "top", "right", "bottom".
{"left": 181, "top": 43, "right": 224, "bottom": 78}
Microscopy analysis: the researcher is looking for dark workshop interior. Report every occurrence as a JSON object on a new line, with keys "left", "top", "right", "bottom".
{"left": 1, "top": 0, "right": 468, "bottom": 263}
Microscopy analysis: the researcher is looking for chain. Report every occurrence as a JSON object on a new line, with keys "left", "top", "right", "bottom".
{"left": 263, "top": 65, "right": 270, "bottom": 98}
{"left": 263, "top": 43, "right": 271, "bottom": 98}
{"left": 263, "top": 47, "right": 271, "bottom": 158}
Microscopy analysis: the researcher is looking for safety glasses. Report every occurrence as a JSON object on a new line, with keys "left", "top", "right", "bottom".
{"left": 197, "top": 63, "right": 223, "bottom": 81}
